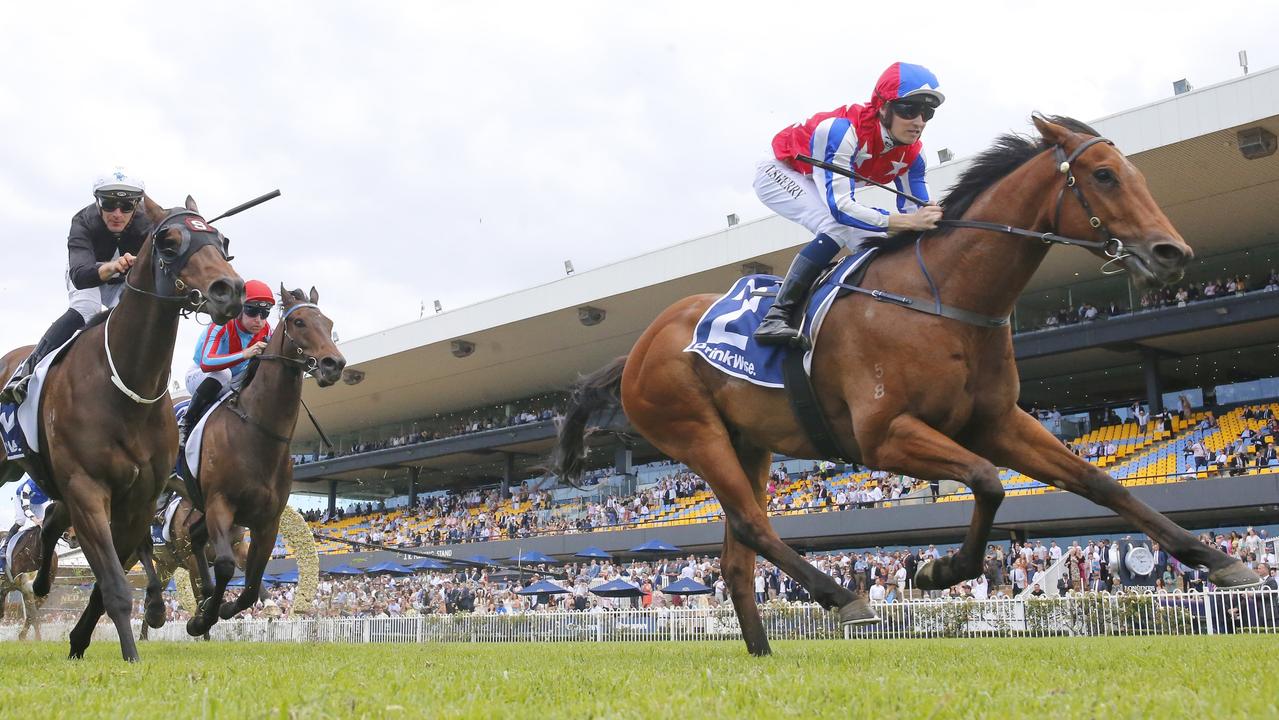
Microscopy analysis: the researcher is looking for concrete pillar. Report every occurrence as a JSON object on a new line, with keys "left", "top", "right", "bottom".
{"left": 408, "top": 466, "right": 420, "bottom": 508}
{"left": 327, "top": 480, "right": 338, "bottom": 516}
{"left": 614, "top": 445, "right": 633, "bottom": 475}
{"left": 1143, "top": 348, "right": 1164, "bottom": 414}
{"left": 501, "top": 453, "right": 515, "bottom": 497}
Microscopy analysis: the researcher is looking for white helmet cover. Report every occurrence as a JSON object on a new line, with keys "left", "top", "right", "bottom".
{"left": 93, "top": 167, "right": 146, "bottom": 199}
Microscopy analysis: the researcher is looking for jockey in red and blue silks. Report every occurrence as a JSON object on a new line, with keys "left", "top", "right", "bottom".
{"left": 178, "top": 279, "right": 274, "bottom": 448}
{"left": 753, "top": 62, "right": 946, "bottom": 345}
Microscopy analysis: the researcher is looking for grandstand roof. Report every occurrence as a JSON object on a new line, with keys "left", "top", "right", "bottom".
{"left": 297, "top": 65, "right": 1279, "bottom": 445}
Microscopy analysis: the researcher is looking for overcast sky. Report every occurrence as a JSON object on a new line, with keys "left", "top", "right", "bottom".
{"left": 0, "top": 1, "right": 1274, "bottom": 519}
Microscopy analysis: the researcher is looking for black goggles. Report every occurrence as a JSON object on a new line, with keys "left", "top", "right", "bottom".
{"left": 98, "top": 198, "right": 138, "bottom": 213}
{"left": 242, "top": 304, "right": 274, "bottom": 319}
{"left": 890, "top": 102, "right": 935, "bottom": 122}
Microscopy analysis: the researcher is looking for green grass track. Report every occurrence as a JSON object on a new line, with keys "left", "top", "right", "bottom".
{"left": 0, "top": 636, "right": 1271, "bottom": 719}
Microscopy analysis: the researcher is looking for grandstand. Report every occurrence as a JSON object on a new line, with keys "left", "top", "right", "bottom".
{"left": 276, "top": 65, "right": 1279, "bottom": 566}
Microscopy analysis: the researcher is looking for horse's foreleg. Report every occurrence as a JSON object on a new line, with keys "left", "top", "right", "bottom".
{"left": 867, "top": 415, "right": 1005, "bottom": 591}
{"left": 220, "top": 518, "right": 277, "bottom": 620}
{"left": 134, "top": 542, "right": 167, "bottom": 629}
{"left": 68, "top": 584, "right": 105, "bottom": 658}
{"left": 62, "top": 482, "right": 139, "bottom": 661}
{"left": 983, "top": 410, "right": 1261, "bottom": 588}
{"left": 187, "top": 502, "right": 235, "bottom": 636}
{"left": 32, "top": 501, "right": 69, "bottom": 598}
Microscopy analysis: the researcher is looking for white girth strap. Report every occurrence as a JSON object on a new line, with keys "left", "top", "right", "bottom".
{"left": 104, "top": 311, "right": 169, "bottom": 405}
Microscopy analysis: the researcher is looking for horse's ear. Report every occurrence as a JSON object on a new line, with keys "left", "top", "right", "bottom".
{"left": 185, "top": 195, "right": 199, "bottom": 213}
{"left": 1031, "top": 114, "right": 1073, "bottom": 148}
{"left": 309, "top": 286, "right": 319, "bottom": 304}
{"left": 141, "top": 195, "right": 166, "bottom": 225}
{"left": 279, "top": 282, "right": 292, "bottom": 305}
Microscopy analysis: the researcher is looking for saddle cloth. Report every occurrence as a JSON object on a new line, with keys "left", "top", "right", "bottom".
{"left": 2, "top": 332, "right": 82, "bottom": 462}
{"left": 176, "top": 391, "right": 232, "bottom": 490}
{"left": 684, "top": 247, "right": 878, "bottom": 387}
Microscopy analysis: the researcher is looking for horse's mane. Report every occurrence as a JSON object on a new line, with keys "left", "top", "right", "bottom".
{"left": 866, "top": 115, "right": 1101, "bottom": 252}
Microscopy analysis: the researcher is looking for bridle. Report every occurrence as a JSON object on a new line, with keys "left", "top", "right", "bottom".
{"left": 229, "top": 300, "right": 336, "bottom": 449}
{"left": 257, "top": 302, "right": 323, "bottom": 373}
{"left": 937, "top": 136, "right": 1129, "bottom": 272}
{"left": 107, "top": 209, "right": 233, "bottom": 404}
{"left": 123, "top": 209, "right": 233, "bottom": 315}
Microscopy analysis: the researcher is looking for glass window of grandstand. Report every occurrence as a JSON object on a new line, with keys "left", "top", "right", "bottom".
{"left": 1012, "top": 242, "right": 1279, "bottom": 334}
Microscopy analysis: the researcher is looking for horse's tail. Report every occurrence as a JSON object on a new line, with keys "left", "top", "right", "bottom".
{"left": 550, "top": 356, "right": 628, "bottom": 488}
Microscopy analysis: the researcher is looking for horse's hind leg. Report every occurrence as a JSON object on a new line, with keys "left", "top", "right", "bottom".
{"left": 863, "top": 415, "right": 1006, "bottom": 591}
{"left": 982, "top": 410, "right": 1260, "bottom": 588}
{"left": 221, "top": 518, "right": 278, "bottom": 620}
{"left": 32, "top": 501, "right": 69, "bottom": 598}
{"left": 134, "top": 542, "right": 167, "bottom": 629}
{"left": 719, "top": 442, "right": 777, "bottom": 656}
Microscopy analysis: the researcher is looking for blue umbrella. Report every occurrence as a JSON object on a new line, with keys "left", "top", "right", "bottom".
{"left": 323, "top": 563, "right": 365, "bottom": 575}
{"left": 407, "top": 557, "right": 450, "bottom": 571}
{"left": 464, "top": 554, "right": 497, "bottom": 567}
{"left": 661, "top": 577, "right": 712, "bottom": 595}
{"left": 574, "top": 546, "right": 613, "bottom": 560}
{"left": 515, "top": 579, "right": 570, "bottom": 596}
{"left": 510, "top": 550, "right": 557, "bottom": 564}
{"left": 227, "top": 575, "right": 247, "bottom": 588}
{"left": 165, "top": 578, "right": 176, "bottom": 592}
{"left": 365, "top": 561, "right": 413, "bottom": 575}
{"left": 629, "top": 538, "right": 681, "bottom": 554}
{"left": 271, "top": 569, "right": 300, "bottom": 584}
{"left": 589, "top": 578, "right": 643, "bottom": 598}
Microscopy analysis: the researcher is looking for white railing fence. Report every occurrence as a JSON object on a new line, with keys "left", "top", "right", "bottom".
{"left": 5, "top": 589, "right": 1275, "bottom": 645}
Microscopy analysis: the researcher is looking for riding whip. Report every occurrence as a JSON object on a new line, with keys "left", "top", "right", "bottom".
{"left": 207, "top": 189, "right": 282, "bottom": 224}
{"left": 795, "top": 155, "right": 929, "bottom": 207}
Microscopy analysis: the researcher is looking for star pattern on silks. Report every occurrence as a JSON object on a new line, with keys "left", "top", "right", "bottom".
{"left": 889, "top": 159, "right": 909, "bottom": 175}
{"left": 853, "top": 146, "right": 873, "bottom": 167}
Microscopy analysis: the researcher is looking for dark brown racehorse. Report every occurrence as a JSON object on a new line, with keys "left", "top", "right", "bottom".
{"left": 553, "top": 116, "right": 1261, "bottom": 655}
{"left": 0, "top": 195, "right": 243, "bottom": 661}
{"left": 183, "top": 287, "right": 343, "bottom": 636}
{"left": 0, "top": 525, "right": 58, "bottom": 640}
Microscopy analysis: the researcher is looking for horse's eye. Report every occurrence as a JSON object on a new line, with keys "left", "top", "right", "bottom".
{"left": 1093, "top": 168, "right": 1117, "bottom": 186}
{"left": 294, "top": 318, "right": 305, "bottom": 328}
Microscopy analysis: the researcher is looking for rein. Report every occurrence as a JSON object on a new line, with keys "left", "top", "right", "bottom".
{"left": 802, "top": 135, "right": 1124, "bottom": 329}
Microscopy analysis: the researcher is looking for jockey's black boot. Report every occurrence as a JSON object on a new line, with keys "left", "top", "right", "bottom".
{"left": 754, "top": 235, "right": 840, "bottom": 346}
{"left": 178, "top": 377, "right": 223, "bottom": 450}
{"left": 1, "top": 309, "right": 85, "bottom": 405}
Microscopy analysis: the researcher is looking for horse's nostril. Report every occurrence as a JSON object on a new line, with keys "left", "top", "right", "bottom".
{"left": 1152, "top": 243, "right": 1188, "bottom": 267}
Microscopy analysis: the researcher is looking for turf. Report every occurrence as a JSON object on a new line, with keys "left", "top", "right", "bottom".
{"left": 0, "top": 636, "right": 1270, "bottom": 719}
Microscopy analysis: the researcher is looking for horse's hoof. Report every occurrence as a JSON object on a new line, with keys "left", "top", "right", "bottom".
{"left": 218, "top": 601, "right": 240, "bottom": 620}
{"left": 145, "top": 605, "right": 166, "bottom": 629}
{"left": 914, "top": 560, "right": 947, "bottom": 591}
{"left": 1209, "top": 561, "right": 1262, "bottom": 589}
{"left": 186, "top": 618, "right": 207, "bottom": 637}
{"left": 837, "top": 597, "right": 880, "bottom": 625}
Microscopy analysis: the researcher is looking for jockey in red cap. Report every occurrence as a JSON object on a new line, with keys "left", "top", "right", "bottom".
{"left": 178, "top": 279, "right": 275, "bottom": 448}
{"left": 753, "top": 62, "right": 945, "bottom": 345}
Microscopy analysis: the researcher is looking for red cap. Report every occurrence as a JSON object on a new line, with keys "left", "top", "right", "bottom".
{"left": 245, "top": 279, "right": 274, "bottom": 305}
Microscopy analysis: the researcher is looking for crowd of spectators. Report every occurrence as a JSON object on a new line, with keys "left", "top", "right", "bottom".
{"left": 150, "top": 526, "right": 1277, "bottom": 623}
{"left": 1186, "top": 406, "right": 1279, "bottom": 476}
{"left": 295, "top": 404, "right": 558, "bottom": 465}
{"left": 1030, "top": 268, "right": 1279, "bottom": 331}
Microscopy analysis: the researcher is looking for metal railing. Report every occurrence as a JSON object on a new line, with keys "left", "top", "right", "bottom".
{"left": 10, "top": 589, "right": 1273, "bottom": 644}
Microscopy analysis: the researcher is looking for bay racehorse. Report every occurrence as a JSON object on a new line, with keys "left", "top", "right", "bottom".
{"left": 553, "top": 116, "right": 1262, "bottom": 655}
{"left": 181, "top": 286, "right": 343, "bottom": 636}
{"left": 0, "top": 525, "right": 58, "bottom": 640}
{"left": 0, "top": 195, "right": 243, "bottom": 661}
